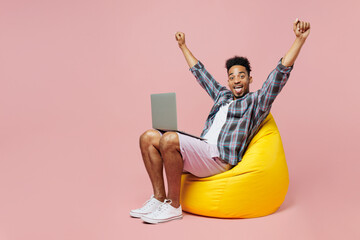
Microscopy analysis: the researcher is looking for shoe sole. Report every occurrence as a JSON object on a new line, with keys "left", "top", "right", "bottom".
{"left": 141, "top": 215, "right": 183, "bottom": 224}
{"left": 130, "top": 212, "right": 148, "bottom": 218}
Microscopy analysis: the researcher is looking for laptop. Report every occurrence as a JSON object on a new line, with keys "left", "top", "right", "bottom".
{"left": 150, "top": 92, "right": 206, "bottom": 140}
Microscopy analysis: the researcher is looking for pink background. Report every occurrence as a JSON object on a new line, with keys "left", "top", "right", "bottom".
{"left": 1, "top": 0, "right": 359, "bottom": 239}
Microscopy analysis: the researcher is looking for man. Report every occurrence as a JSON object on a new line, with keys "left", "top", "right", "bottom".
{"left": 130, "top": 18, "right": 310, "bottom": 224}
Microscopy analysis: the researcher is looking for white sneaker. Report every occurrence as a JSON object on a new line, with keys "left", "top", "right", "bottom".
{"left": 130, "top": 195, "right": 163, "bottom": 218}
{"left": 141, "top": 199, "right": 183, "bottom": 224}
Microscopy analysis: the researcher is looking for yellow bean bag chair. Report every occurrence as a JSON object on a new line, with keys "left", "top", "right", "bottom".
{"left": 180, "top": 113, "right": 289, "bottom": 218}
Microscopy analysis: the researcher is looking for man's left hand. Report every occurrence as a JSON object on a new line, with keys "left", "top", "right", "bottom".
{"left": 293, "top": 18, "right": 310, "bottom": 40}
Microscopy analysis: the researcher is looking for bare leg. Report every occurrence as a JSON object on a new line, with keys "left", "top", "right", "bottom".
{"left": 139, "top": 129, "right": 166, "bottom": 202}
{"left": 159, "top": 132, "right": 183, "bottom": 208}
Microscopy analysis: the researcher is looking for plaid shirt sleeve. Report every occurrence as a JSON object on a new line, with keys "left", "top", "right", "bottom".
{"left": 189, "top": 60, "right": 227, "bottom": 101}
{"left": 257, "top": 58, "right": 294, "bottom": 112}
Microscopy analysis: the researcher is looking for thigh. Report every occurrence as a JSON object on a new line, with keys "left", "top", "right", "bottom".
{"left": 175, "top": 132, "right": 231, "bottom": 178}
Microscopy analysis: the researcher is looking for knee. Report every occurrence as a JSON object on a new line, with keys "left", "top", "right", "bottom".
{"left": 159, "top": 132, "right": 179, "bottom": 152}
{"left": 139, "top": 129, "right": 161, "bottom": 148}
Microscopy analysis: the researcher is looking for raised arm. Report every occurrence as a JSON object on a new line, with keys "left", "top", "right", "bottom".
{"left": 281, "top": 18, "right": 311, "bottom": 67}
{"left": 256, "top": 18, "right": 310, "bottom": 114}
{"left": 175, "top": 32, "right": 198, "bottom": 68}
{"left": 175, "top": 31, "right": 227, "bottom": 101}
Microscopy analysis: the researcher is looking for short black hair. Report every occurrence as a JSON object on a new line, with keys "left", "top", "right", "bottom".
{"left": 225, "top": 56, "right": 252, "bottom": 76}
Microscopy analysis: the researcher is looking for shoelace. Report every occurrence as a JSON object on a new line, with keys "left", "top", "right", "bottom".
{"left": 152, "top": 199, "right": 172, "bottom": 217}
{"left": 140, "top": 195, "right": 156, "bottom": 210}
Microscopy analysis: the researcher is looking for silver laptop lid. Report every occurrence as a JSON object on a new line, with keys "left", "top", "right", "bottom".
{"left": 151, "top": 92, "right": 178, "bottom": 131}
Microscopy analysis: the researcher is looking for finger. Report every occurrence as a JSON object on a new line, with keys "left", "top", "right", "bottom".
{"left": 293, "top": 18, "right": 300, "bottom": 30}
{"left": 301, "top": 21, "right": 305, "bottom": 33}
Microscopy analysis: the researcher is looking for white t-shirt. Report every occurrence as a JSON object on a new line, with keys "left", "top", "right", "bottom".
{"left": 203, "top": 101, "right": 234, "bottom": 145}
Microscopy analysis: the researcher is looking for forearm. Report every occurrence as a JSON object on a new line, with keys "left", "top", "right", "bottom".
{"left": 179, "top": 44, "right": 198, "bottom": 69}
{"left": 281, "top": 36, "right": 307, "bottom": 67}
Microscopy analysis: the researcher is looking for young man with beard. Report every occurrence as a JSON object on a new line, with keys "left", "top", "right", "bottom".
{"left": 130, "top": 18, "right": 310, "bottom": 224}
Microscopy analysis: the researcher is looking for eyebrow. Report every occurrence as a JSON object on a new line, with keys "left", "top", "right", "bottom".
{"left": 229, "top": 71, "right": 246, "bottom": 76}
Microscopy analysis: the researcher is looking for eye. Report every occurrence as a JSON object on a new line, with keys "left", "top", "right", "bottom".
{"left": 241, "top": 75, "right": 245, "bottom": 79}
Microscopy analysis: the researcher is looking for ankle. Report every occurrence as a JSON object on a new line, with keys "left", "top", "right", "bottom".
{"left": 169, "top": 201, "right": 180, "bottom": 208}
{"left": 154, "top": 195, "right": 166, "bottom": 202}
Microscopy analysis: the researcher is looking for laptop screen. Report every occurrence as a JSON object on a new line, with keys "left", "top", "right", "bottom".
{"left": 150, "top": 92, "right": 178, "bottom": 131}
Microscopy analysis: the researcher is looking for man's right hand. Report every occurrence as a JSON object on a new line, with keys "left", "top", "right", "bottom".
{"left": 175, "top": 32, "right": 185, "bottom": 47}
{"left": 175, "top": 31, "right": 198, "bottom": 68}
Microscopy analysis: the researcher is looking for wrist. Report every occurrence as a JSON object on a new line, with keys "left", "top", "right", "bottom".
{"left": 295, "top": 36, "right": 307, "bottom": 44}
{"left": 179, "top": 43, "right": 188, "bottom": 50}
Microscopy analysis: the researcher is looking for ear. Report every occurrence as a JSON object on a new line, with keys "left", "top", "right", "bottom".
{"left": 249, "top": 76, "right": 253, "bottom": 84}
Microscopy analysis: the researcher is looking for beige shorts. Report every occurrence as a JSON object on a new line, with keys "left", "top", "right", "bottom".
{"left": 157, "top": 130, "right": 232, "bottom": 178}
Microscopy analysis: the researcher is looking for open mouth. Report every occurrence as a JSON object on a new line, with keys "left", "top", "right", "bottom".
{"left": 234, "top": 85, "right": 243, "bottom": 94}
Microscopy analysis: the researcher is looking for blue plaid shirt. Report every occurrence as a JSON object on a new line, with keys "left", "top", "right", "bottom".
{"left": 189, "top": 58, "right": 293, "bottom": 165}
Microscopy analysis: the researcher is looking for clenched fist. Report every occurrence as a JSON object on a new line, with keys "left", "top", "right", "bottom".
{"left": 175, "top": 32, "right": 185, "bottom": 47}
{"left": 293, "top": 18, "right": 310, "bottom": 40}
